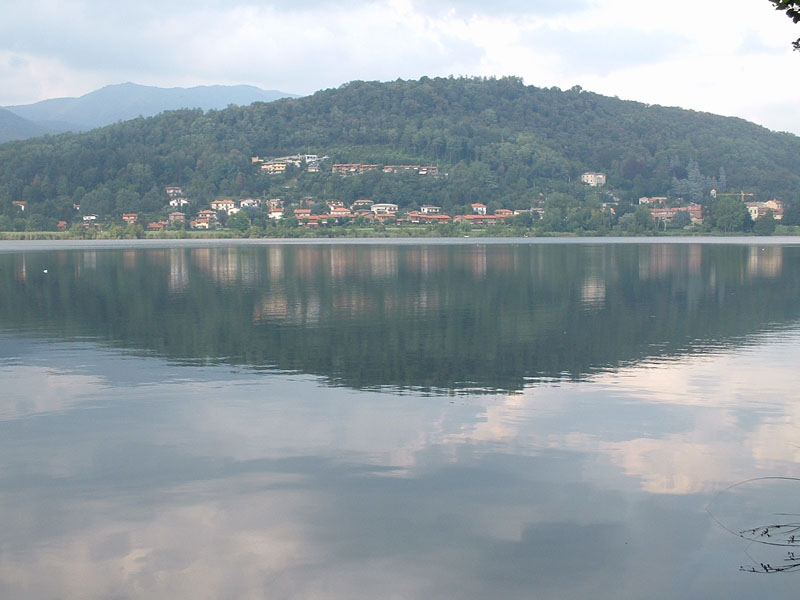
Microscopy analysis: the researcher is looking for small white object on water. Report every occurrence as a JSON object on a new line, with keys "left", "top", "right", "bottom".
{"left": 42, "top": 269, "right": 48, "bottom": 273}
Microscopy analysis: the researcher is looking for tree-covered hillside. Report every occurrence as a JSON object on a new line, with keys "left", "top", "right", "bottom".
{"left": 1, "top": 76, "right": 798, "bottom": 228}
{"left": 0, "top": 108, "right": 46, "bottom": 144}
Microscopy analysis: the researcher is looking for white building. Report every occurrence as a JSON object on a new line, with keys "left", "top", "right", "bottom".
{"left": 210, "top": 199, "right": 238, "bottom": 215}
{"left": 169, "top": 197, "right": 190, "bottom": 208}
{"left": 581, "top": 172, "right": 606, "bottom": 187}
{"left": 371, "top": 203, "right": 398, "bottom": 214}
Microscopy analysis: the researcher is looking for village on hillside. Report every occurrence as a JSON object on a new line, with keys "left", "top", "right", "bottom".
{"left": 4, "top": 152, "right": 790, "bottom": 235}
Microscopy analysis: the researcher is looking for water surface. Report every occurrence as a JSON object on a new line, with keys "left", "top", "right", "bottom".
{"left": 1, "top": 241, "right": 799, "bottom": 599}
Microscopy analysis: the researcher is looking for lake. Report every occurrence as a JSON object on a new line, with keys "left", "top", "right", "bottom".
{"left": 2, "top": 239, "right": 800, "bottom": 599}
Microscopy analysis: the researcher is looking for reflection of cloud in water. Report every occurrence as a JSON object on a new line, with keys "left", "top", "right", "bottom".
{"left": 443, "top": 328, "right": 800, "bottom": 494}
{"left": 4, "top": 333, "right": 800, "bottom": 597}
{"left": 175, "top": 325, "right": 800, "bottom": 496}
{"left": 6, "top": 325, "right": 800, "bottom": 500}
{"left": 0, "top": 475, "right": 318, "bottom": 599}
{"left": 748, "top": 401, "right": 800, "bottom": 467}
{"left": 0, "top": 366, "right": 105, "bottom": 421}
{"left": 602, "top": 436, "right": 735, "bottom": 495}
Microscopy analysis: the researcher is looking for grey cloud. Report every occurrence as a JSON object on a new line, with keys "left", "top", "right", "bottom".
{"left": 0, "top": 0, "right": 488, "bottom": 96}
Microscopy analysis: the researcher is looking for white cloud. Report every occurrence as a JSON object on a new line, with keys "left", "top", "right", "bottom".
{"left": 0, "top": 0, "right": 799, "bottom": 132}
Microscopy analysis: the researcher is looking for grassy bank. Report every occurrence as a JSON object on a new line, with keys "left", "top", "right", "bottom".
{"left": 3, "top": 224, "right": 800, "bottom": 241}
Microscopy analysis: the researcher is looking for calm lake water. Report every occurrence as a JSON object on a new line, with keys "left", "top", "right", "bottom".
{"left": 2, "top": 239, "right": 800, "bottom": 599}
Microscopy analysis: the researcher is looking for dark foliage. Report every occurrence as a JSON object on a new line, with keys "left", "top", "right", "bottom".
{"left": 770, "top": 0, "right": 800, "bottom": 49}
{"left": 1, "top": 77, "right": 798, "bottom": 227}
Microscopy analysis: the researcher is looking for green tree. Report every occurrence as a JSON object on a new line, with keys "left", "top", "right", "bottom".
{"left": 711, "top": 197, "right": 751, "bottom": 232}
{"left": 633, "top": 205, "right": 655, "bottom": 232}
{"left": 512, "top": 211, "right": 533, "bottom": 227}
{"left": 782, "top": 199, "right": 800, "bottom": 225}
{"left": 670, "top": 209, "right": 692, "bottom": 229}
{"left": 754, "top": 211, "right": 777, "bottom": 235}
{"left": 770, "top": 1, "right": 800, "bottom": 49}
{"left": 227, "top": 210, "right": 250, "bottom": 232}
{"left": 25, "top": 214, "right": 47, "bottom": 231}
{"left": 68, "top": 223, "right": 85, "bottom": 239}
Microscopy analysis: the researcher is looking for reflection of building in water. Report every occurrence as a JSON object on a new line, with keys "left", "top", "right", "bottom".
{"left": 639, "top": 245, "right": 680, "bottom": 280}
{"left": 252, "top": 294, "right": 288, "bottom": 322}
{"left": 168, "top": 250, "right": 189, "bottom": 293}
{"left": 190, "top": 248, "right": 257, "bottom": 286}
{"left": 404, "top": 246, "right": 446, "bottom": 276}
{"left": 581, "top": 278, "right": 606, "bottom": 309}
{"left": 747, "top": 246, "right": 783, "bottom": 278}
{"left": 13, "top": 256, "right": 26, "bottom": 282}
{"left": 688, "top": 245, "right": 702, "bottom": 275}
{"left": 369, "top": 247, "right": 398, "bottom": 278}
{"left": 301, "top": 297, "right": 321, "bottom": 324}
{"left": 333, "top": 286, "right": 378, "bottom": 315}
{"left": 466, "top": 246, "right": 487, "bottom": 278}
{"left": 411, "top": 288, "right": 441, "bottom": 311}
{"left": 122, "top": 251, "right": 137, "bottom": 270}
{"left": 237, "top": 250, "right": 259, "bottom": 286}
{"left": 266, "top": 246, "right": 284, "bottom": 281}
{"left": 253, "top": 293, "right": 321, "bottom": 324}
{"left": 294, "top": 247, "right": 321, "bottom": 281}
{"left": 487, "top": 248, "right": 512, "bottom": 272}
{"left": 329, "top": 246, "right": 360, "bottom": 280}
{"left": 82, "top": 251, "right": 97, "bottom": 271}
{"left": 191, "top": 248, "right": 212, "bottom": 276}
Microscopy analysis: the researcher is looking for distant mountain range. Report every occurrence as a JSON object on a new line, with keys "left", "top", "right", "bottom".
{"left": 0, "top": 83, "right": 299, "bottom": 142}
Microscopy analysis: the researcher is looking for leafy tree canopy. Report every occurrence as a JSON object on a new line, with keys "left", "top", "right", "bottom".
{"left": 770, "top": 0, "right": 800, "bottom": 49}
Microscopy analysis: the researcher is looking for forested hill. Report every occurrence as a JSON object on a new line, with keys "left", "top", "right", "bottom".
{"left": 0, "top": 108, "right": 46, "bottom": 144}
{"left": 1, "top": 76, "right": 799, "bottom": 225}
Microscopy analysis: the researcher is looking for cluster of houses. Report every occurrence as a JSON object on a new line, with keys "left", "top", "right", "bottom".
{"left": 251, "top": 153, "right": 440, "bottom": 178}
{"left": 639, "top": 197, "right": 704, "bottom": 224}
{"left": 100, "top": 184, "right": 783, "bottom": 231}
{"left": 329, "top": 163, "right": 439, "bottom": 176}
{"left": 149, "top": 192, "right": 534, "bottom": 229}
{"left": 5, "top": 161, "right": 789, "bottom": 232}
{"left": 745, "top": 199, "right": 784, "bottom": 221}
{"left": 239, "top": 199, "right": 529, "bottom": 228}
{"left": 252, "top": 154, "right": 328, "bottom": 175}
{"left": 639, "top": 193, "right": 785, "bottom": 225}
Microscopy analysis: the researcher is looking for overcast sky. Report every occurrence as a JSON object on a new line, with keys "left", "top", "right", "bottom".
{"left": 2, "top": 0, "right": 799, "bottom": 133}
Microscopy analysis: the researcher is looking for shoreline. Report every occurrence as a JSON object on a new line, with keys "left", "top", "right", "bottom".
{"left": 3, "top": 235, "right": 800, "bottom": 253}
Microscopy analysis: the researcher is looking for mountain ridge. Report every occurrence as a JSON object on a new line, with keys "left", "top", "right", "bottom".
{"left": 2, "top": 82, "right": 299, "bottom": 135}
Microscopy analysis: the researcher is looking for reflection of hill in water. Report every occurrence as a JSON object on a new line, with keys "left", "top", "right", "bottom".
{"left": 1, "top": 243, "right": 798, "bottom": 392}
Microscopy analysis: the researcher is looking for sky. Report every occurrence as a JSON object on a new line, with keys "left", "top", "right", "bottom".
{"left": 1, "top": 0, "right": 800, "bottom": 134}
